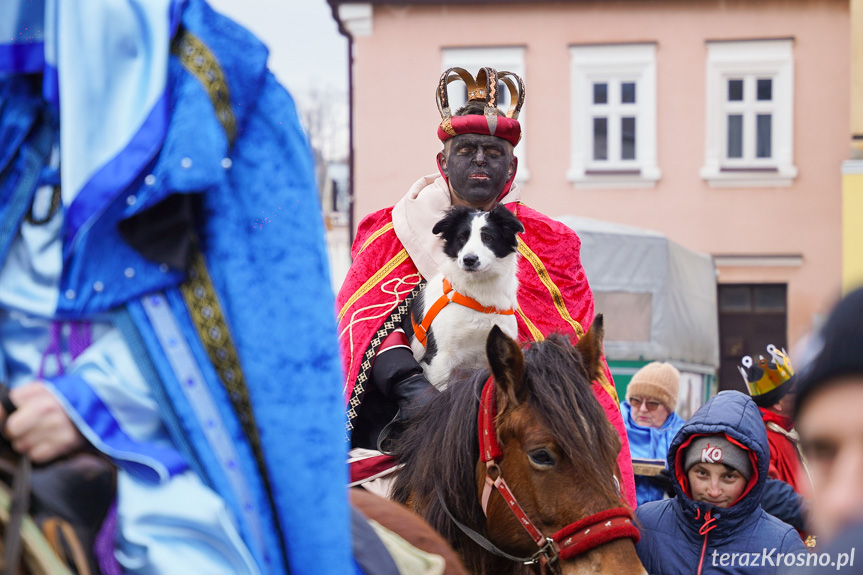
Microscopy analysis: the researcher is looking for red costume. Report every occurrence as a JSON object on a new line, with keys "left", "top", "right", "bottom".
{"left": 760, "top": 408, "right": 811, "bottom": 498}
{"left": 337, "top": 65, "right": 635, "bottom": 506}
{"left": 336, "top": 174, "right": 637, "bottom": 508}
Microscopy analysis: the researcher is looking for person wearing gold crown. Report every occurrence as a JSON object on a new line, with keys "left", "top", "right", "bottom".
{"left": 739, "top": 345, "right": 812, "bottom": 500}
{"left": 337, "top": 67, "right": 637, "bottom": 507}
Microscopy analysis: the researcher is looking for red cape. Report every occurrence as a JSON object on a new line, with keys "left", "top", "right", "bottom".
{"left": 760, "top": 409, "right": 811, "bottom": 498}
{"left": 336, "top": 201, "right": 637, "bottom": 507}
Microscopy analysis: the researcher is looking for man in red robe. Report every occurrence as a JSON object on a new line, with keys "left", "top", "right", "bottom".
{"left": 337, "top": 67, "right": 636, "bottom": 507}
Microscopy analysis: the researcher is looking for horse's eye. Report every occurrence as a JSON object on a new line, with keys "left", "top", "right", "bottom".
{"left": 528, "top": 449, "right": 555, "bottom": 468}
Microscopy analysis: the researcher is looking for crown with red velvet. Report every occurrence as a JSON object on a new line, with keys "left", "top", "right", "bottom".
{"left": 436, "top": 67, "right": 525, "bottom": 147}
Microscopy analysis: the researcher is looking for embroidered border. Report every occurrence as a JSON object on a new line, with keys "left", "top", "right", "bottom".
{"left": 516, "top": 307, "right": 544, "bottom": 342}
{"left": 338, "top": 249, "right": 410, "bottom": 321}
{"left": 141, "top": 293, "right": 266, "bottom": 556}
{"left": 172, "top": 29, "right": 236, "bottom": 145}
{"left": 345, "top": 282, "right": 424, "bottom": 440}
{"left": 178, "top": 250, "right": 287, "bottom": 562}
{"left": 517, "top": 238, "right": 585, "bottom": 338}
{"left": 179, "top": 251, "right": 263, "bottom": 472}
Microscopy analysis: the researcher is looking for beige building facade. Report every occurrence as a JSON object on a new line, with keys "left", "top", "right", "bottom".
{"left": 330, "top": 0, "right": 850, "bottom": 390}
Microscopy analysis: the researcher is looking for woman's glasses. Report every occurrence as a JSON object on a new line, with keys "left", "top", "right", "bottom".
{"left": 630, "top": 397, "right": 662, "bottom": 411}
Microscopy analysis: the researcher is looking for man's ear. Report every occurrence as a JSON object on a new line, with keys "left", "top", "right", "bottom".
{"left": 507, "top": 156, "right": 516, "bottom": 180}
{"left": 437, "top": 151, "right": 448, "bottom": 175}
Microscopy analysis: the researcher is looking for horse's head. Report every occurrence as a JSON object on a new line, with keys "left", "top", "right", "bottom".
{"left": 480, "top": 317, "right": 646, "bottom": 574}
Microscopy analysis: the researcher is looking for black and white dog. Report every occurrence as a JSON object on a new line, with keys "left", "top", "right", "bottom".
{"left": 406, "top": 204, "right": 524, "bottom": 389}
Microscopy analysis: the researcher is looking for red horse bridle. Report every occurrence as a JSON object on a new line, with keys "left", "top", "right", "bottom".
{"left": 476, "top": 376, "right": 640, "bottom": 572}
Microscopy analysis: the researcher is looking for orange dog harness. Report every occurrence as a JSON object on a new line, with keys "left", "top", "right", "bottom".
{"left": 411, "top": 278, "right": 515, "bottom": 347}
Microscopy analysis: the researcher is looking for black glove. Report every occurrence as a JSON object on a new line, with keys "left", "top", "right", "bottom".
{"left": 648, "top": 468, "right": 675, "bottom": 498}
{"left": 370, "top": 346, "right": 439, "bottom": 453}
{"left": 372, "top": 346, "right": 438, "bottom": 420}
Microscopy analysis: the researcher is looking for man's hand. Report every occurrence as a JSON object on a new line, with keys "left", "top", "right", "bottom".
{"left": 2, "top": 383, "right": 86, "bottom": 463}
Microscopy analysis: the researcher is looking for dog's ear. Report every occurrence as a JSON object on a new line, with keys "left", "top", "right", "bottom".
{"left": 488, "top": 204, "right": 525, "bottom": 247}
{"left": 432, "top": 205, "right": 469, "bottom": 238}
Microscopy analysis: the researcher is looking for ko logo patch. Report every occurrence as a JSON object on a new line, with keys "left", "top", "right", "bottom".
{"left": 700, "top": 443, "right": 723, "bottom": 464}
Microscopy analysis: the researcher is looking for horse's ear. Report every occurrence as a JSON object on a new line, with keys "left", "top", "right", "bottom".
{"left": 487, "top": 325, "right": 527, "bottom": 407}
{"left": 575, "top": 314, "right": 605, "bottom": 382}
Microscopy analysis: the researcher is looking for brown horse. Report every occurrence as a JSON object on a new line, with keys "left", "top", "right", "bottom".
{"left": 391, "top": 318, "right": 646, "bottom": 575}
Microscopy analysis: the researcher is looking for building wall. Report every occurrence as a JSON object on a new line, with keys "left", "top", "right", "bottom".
{"left": 348, "top": 0, "right": 849, "bottom": 349}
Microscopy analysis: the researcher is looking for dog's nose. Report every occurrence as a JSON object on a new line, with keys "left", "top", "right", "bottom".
{"left": 462, "top": 254, "right": 479, "bottom": 268}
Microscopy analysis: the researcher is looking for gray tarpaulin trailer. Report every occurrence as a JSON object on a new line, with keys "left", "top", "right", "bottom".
{"left": 556, "top": 216, "right": 720, "bottom": 419}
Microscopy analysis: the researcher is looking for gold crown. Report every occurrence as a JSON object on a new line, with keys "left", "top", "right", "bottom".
{"left": 436, "top": 67, "right": 525, "bottom": 123}
{"left": 738, "top": 344, "right": 795, "bottom": 398}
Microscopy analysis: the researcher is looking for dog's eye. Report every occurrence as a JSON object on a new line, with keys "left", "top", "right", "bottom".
{"left": 481, "top": 232, "right": 492, "bottom": 243}
{"left": 459, "top": 234, "right": 469, "bottom": 243}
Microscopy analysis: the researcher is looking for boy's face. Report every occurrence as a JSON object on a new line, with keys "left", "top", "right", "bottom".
{"left": 798, "top": 378, "right": 863, "bottom": 542}
{"left": 687, "top": 462, "right": 747, "bottom": 508}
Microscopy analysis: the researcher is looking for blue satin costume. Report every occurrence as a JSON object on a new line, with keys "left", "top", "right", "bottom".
{"left": 0, "top": 1, "right": 353, "bottom": 573}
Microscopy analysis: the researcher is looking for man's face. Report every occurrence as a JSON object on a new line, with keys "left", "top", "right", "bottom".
{"left": 439, "top": 133, "right": 515, "bottom": 211}
{"left": 798, "top": 378, "right": 863, "bottom": 542}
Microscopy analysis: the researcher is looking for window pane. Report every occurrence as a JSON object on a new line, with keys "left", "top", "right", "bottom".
{"left": 756, "top": 114, "right": 772, "bottom": 158}
{"left": 728, "top": 79, "right": 744, "bottom": 102}
{"left": 621, "top": 82, "right": 636, "bottom": 104}
{"left": 757, "top": 78, "right": 772, "bottom": 101}
{"left": 754, "top": 285, "right": 786, "bottom": 312}
{"left": 593, "top": 117, "right": 608, "bottom": 160}
{"left": 621, "top": 117, "right": 636, "bottom": 160}
{"left": 593, "top": 83, "right": 608, "bottom": 104}
{"left": 727, "top": 114, "right": 743, "bottom": 159}
{"left": 719, "top": 286, "right": 752, "bottom": 312}
{"left": 494, "top": 81, "right": 510, "bottom": 108}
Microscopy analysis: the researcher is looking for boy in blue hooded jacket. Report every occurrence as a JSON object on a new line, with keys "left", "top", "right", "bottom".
{"left": 635, "top": 390, "right": 805, "bottom": 574}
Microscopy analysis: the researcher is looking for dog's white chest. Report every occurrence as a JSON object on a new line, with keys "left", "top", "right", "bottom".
{"left": 411, "top": 275, "right": 518, "bottom": 390}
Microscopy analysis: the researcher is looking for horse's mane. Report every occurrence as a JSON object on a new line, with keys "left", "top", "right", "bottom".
{"left": 391, "top": 333, "right": 621, "bottom": 572}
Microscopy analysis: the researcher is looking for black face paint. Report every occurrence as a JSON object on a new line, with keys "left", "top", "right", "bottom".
{"left": 441, "top": 133, "right": 514, "bottom": 210}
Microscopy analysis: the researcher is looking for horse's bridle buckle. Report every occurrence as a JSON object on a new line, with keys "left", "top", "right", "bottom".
{"left": 527, "top": 537, "right": 559, "bottom": 566}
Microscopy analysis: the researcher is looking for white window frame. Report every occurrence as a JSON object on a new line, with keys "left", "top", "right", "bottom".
{"left": 701, "top": 39, "right": 796, "bottom": 187}
{"left": 568, "top": 43, "right": 660, "bottom": 189}
{"left": 441, "top": 46, "right": 529, "bottom": 182}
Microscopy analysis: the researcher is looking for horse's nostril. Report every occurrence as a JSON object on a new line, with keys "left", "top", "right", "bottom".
{"left": 462, "top": 254, "right": 479, "bottom": 267}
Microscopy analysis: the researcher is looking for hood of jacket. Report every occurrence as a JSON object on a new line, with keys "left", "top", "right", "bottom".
{"left": 667, "top": 390, "right": 769, "bottom": 540}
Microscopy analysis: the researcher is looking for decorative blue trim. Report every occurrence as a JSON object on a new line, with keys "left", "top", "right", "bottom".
{"left": 140, "top": 293, "right": 267, "bottom": 561}
{"left": 48, "top": 374, "right": 188, "bottom": 483}
{"left": 112, "top": 306, "right": 207, "bottom": 483}
{"left": 0, "top": 44, "right": 44, "bottom": 75}
{"left": 43, "top": 63, "right": 59, "bottom": 108}
{"left": 64, "top": 92, "right": 169, "bottom": 253}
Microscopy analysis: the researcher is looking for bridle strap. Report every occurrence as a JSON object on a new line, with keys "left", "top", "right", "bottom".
{"left": 477, "top": 376, "right": 640, "bottom": 567}
{"left": 553, "top": 507, "right": 639, "bottom": 560}
{"left": 435, "top": 485, "right": 553, "bottom": 566}
{"left": 411, "top": 279, "right": 515, "bottom": 348}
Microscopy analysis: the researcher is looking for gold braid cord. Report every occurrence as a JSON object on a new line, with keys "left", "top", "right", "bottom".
{"left": 172, "top": 29, "right": 237, "bottom": 145}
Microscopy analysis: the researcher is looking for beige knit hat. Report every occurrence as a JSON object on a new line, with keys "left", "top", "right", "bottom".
{"left": 625, "top": 361, "right": 681, "bottom": 413}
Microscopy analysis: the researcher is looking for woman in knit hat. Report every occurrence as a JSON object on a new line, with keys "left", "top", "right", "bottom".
{"left": 635, "top": 391, "right": 806, "bottom": 575}
{"left": 623, "top": 361, "right": 686, "bottom": 505}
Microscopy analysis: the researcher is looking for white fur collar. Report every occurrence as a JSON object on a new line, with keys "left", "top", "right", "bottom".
{"left": 392, "top": 174, "right": 520, "bottom": 280}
